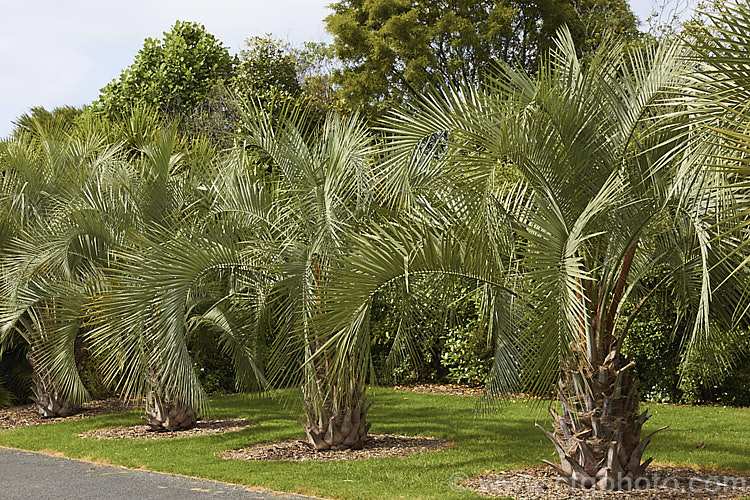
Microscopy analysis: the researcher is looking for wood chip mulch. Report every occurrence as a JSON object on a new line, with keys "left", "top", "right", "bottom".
{"left": 0, "top": 399, "right": 139, "bottom": 430}
{"left": 391, "top": 383, "right": 485, "bottom": 397}
{"left": 460, "top": 465, "right": 750, "bottom": 499}
{"left": 77, "top": 419, "right": 254, "bottom": 440}
{"left": 220, "top": 434, "right": 453, "bottom": 462}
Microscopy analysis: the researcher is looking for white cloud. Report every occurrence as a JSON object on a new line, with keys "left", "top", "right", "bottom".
{"left": 629, "top": 0, "right": 700, "bottom": 26}
{"left": 0, "top": 0, "right": 332, "bottom": 137}
{"left": 0, "top": 0, "right": 700, "bottom": 137}
{"left": 0, "top": 42, "right": 92, "bottom": 100}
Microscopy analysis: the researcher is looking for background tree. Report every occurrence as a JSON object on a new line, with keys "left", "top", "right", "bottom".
{"left": 325, "top": 0, "right": 639, "bottom": 115}
{"left": 85, "top": 111, "right": 262, "bottom": 431}
{"left": 94, "top": 21, "right": 236, "bottom": 121}
{"left": 643, "top": 0, "right": 704, "bottom": 38}
{"left": 232, "top": 37, "right": 345, "bottom": 125}
{"left": 11, "top": 106, "right": 84, "bottom": 139}
{"left": 292, "top": 42, "right": 346, "bottom": 114}
{"left": 234, "top": 36, "right": 301, "bottom": 99}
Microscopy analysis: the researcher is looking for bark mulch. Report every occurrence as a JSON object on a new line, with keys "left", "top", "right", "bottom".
{"left": 220, "top": 434, "right": 453, "bottom": 462}
{"left": 460, "top": 465, "right": 750, "bottom": 499}
{"left": 0, "top": 399, "right": 139, "bottom": 430}
{"left": 77, "top": 418, "right": 254, "bottom": 440}
{"left": 391, "top": 383, "right": 485, "bottom": 397}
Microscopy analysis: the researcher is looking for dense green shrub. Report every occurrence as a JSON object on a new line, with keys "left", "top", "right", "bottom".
{"left": 369, "top": 280, "right": 494, "bottom": 386}
{"left": 366, "top": 277, "right": 750, "bottom": 406}
{"left": 440, "top": 291, "right": 494, "bottom": 386}
{"left": 0, "top": 381, "right": 12, "bottom": 408}
{"left": 0, "top": 343, "right": 32, "bottom": 405}
{"left": 188, "top": 330, "right": 241, "bottom": 395}
{"left": 621, "top": 304, "right": 750, "bottom": 406}
{"left": 440, "top": 326, "right": 492, "bottom": 385}
{"left": 678, "top": 329, "right": 750, "bottom": 407}
{"left": 369, "top": 282, "right": 444, "bottom": 384}
{"left": 620, "top": 309, "right": 683, "bottom": 403}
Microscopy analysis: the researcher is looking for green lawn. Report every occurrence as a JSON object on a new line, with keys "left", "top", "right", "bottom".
{"left": 0, "top": 388, "right": 747, "bottom": 499}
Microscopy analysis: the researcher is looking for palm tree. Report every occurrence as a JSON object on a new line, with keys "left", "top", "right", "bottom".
{"left": 85, "top": 109, "right": 266, "bottom": 431}
{"left": 194, "top": 102, "right": 376, "bottom": 450}
{"left": 688, "top": 0, "right": 750, "bottom": 289}
{"left": 98, "top": 99, "right": 377, "bottom": 448}
{"left": 319, "top": 30, "right": 748, "bottom": 490}
{"left": 0, "top": 118, "right": 122, "bottom": 416}
{"left": 251, "top": 107, "right": 375, "bottom": 450}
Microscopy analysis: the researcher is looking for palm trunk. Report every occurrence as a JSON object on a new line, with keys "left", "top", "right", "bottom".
{"left": 27, "top": 350, "right": 77, "bottom": 418}
{"left": 537, "top": 241, "right": 667, "bottom": 490}
{"left": 297, "top": 260, "right": 371, "bottom": 451}
{"left": 539, "top": 347, "right": 667, "bottom": 490}
{"left": 297, "top": 337, "right": 371, "bottom": 451}
{"left": 300, "top": 390, "right": 370, "bottom": 451}
{"left": 144, "top": 388, "right": 198, "bottom": 432}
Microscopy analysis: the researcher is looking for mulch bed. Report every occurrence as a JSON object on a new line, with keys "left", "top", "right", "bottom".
{"left": 220, "top": 434, "right": 453, "bottom": 462}
{"left": 391, "top": 383, "right": 485, "bottom": 397}
{"left": 0, "top": 399, "right": 139, "bottom": 430}
{"left": 77, "top": 418, "right": 253, "bottom": 440}
{"left": 460, "top": 465, "right": 750, "bottom": 499}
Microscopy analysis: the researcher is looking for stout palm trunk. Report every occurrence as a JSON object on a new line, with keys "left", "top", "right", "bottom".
{"left": 27, "top": 349, "right": 76, "bottom": 418}
{"left": 16, "top": 309, "right": 82, "bottom": 418}
{"left": 538, "top": 242, "right": 669, "bottom": 489}
{"left": 298, "top": 260, "right": 371, "bottom": 451}
{"left": 541, "top": 351, "right": 665, "bottom": 489}
{"left": 144, "top": 388, "right": 198, "bottom": 432}
{"left": 300, "top": 386, "right": 370, "bottom": 450}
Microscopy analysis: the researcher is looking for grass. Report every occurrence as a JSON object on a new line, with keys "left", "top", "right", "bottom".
{"left": 0, "top": 388, "right": 747, "bottom": 499}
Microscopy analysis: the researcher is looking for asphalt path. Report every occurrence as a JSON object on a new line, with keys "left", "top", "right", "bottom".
{"left": 0, "top": 446, "right": 315, "bottom": 499}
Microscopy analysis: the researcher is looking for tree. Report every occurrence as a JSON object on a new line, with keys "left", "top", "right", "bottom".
{"left": 83, "top": 109, "right": 264, "bottom": 431}
{"left": 231, "top": 37, "right": 344, "bottom": 127}
{"left": 642, "top": 0, "right": 702, "bottom": 38}
{"left": 182, "top": 35, "right": 304, "bottom": 143}
{"left": 292, "top": 42, "right": 343, "bottom": 114}
{"left": 98, "top": 99, "right": 377, "bottom": 448}
{"left": 687, "top": 1, "right": 750, "bottom": 317}
{"left": 11, "top": 106, "right": 84, "bottom": 139}
{"left": 318, "top": 29, "right": 747, "bottom": 489}
{"left": 94, "top": 21, "right": 235, "bottom": 120}
{"left": 325, "top": 0, "right": 639, "bottom": 115}
{"left": 0, "top": 118, "right": 120, "bottom": 416}
{"left": 234, "top": 36, "right": 301, "bottom": 99}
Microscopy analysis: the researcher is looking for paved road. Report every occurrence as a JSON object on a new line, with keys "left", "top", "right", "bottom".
{"left": 0, "top": 446, "right": 315, "bottom": 499}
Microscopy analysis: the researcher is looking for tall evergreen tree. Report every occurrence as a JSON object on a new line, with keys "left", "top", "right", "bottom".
{"left": 325, "top": 0, "right": 639, "bottom": 115}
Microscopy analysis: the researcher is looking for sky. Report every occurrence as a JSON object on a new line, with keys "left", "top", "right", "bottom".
{"left": 0, "top": 0, "right": 696, "bottom": 138}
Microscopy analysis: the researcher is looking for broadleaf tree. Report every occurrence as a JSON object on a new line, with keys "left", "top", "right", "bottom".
{"left": 94, "top": 21, "right": 236, "bottom": 120}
